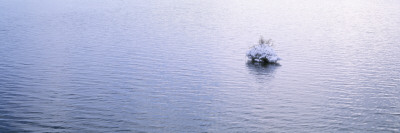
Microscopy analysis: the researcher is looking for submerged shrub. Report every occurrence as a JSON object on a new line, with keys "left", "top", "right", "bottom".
{"left": 247, "top": 37, "right": 280, "bottom": 63}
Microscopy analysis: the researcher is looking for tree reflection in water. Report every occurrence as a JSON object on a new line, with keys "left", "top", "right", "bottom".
{"left": 246, "top": 61, "right": 281, "bottom": 83}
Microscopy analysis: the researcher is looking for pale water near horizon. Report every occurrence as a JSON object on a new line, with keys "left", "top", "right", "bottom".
{"left": 1, "top": 0, "right": 400, "bottom": 132}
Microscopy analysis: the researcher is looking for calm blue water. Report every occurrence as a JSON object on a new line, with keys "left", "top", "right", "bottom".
{"left": 1, "top": 0, "right": 400, "bottom": 132}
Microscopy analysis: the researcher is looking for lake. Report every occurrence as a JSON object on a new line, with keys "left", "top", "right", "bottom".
{"left": 1, "top": 0, "right": 400, "bottom": 132}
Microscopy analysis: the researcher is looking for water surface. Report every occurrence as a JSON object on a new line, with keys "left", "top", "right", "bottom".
{"left": 1, "top": 0, "right": 400, "bottom": 132}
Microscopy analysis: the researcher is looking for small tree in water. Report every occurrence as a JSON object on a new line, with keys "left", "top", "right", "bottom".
{"left": 247, "top": 36, "right": 280, "bottom": 63}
